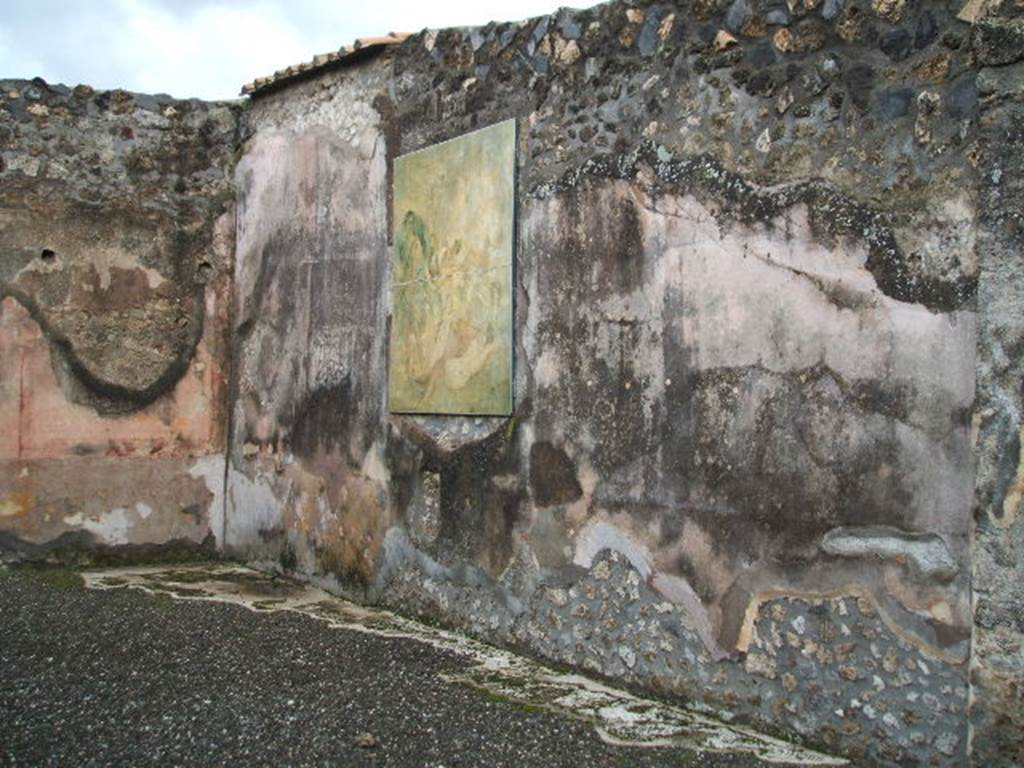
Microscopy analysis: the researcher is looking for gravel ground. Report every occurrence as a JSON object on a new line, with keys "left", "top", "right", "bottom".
{"left": 0, "top": 566, "right": 808, "bottom": 768}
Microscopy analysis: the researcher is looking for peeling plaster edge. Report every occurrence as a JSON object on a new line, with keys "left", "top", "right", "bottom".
{"left": 188, "top": 454, "right": 227, "bottom": 550}
{"left": 530, "top": 142, "right": 977, "bottom": 314}
{"left": 995, "top": 426, "right": 1024, "bottom": 528}
{"left": 573, "top": 520, "right": 728, "bottom": 661}
{"left": 571, "top": 522, "right": 968, "bottom": 666}
{"left": 820, "top": 526, "right": 960, "bottom": 581}
{"left": 374, "top": 526, "right": 526, "bottom": 613}
{"left": 737, "top": 585, "right": 968, "bottom": 667}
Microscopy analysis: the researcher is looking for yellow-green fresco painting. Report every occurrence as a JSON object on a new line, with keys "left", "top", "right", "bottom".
{"left": 389, "top": 119, "right": 515, "bottom": 415}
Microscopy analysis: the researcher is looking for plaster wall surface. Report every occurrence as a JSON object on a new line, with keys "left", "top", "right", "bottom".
{"left": 227, "top": 1, "right": 1023, "bottom": 764}
{"left": 0, "top": 80, "right": 237, "bottom": 559}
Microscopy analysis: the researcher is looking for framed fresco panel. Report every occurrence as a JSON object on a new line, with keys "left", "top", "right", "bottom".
{"left": 389, "top": 119, "right": 515, "bottom": 415}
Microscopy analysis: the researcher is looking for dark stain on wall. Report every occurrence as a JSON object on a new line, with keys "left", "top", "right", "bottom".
{"left": 372, "top": 93, "right": 401, "bottom": 244}
{"left": 2, "top": 268, "right": 207, "bottom": 415}
{"left": 607, "top": 197, "right": 646, "bottom": 293}
{"left": 286, "top": 378, "right": 357, "bottom": 464}
{"left": 0, "top": 529, "right": 218, "bottom": 567}
{"left": 0, "top": 79, "right": 237, "bottom": 414}
{"left": 394, "top": 406, "right": 529, "bottom": 577}
{"left": 690, "top": 364, "right": 912, "bottom": 536}
{"left": 529, "top": 441, "right": 583, "bottom": 507}
{"left": 540, "top": 144, "right": 977, "bottom": 313}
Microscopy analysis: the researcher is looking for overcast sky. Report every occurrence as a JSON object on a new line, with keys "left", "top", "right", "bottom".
{"left": 0, "top": 1, "right": 593, "bottom": 101}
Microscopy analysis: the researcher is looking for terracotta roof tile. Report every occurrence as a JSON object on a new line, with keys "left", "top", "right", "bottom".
{"left": 241, "top": 32, "right": 411, "bottom": 97}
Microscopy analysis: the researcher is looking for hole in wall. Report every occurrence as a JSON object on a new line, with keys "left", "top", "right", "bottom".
{"left": 40, "top": 248, "right": 56, "bottom": 261}
{"left": 196, "top": 260, "right": 213, "bottom": 284}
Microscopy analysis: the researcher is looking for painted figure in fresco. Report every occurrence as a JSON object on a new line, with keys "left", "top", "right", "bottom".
{"left": 392, "top": 211, "right": 502, "bottom": 411}
{"left": 389, "top": 118, "right": 515, "bottom": 415}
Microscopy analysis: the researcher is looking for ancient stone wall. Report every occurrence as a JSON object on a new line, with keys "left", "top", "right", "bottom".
{"left": 3, "top": 1, "right": 1023, "bottom": 765}
{"left": 969, "top": 4, "right": 1024, "bottom": 766}
{"left": 0, "top": 79, "right": 237, "bottom": 559}
{"left": 227, "top": 2, "right": 1024, "bottom": 765}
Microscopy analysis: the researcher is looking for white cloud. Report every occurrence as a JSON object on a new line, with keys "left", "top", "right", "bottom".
{"left": 0, "top": 0, "right": 599, "bottom": 100}
{"left": 113, "top": 0, "right": 313, "bottom": 98}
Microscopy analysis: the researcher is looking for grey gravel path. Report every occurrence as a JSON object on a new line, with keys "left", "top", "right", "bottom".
{"left": 0, "top": 566, "right": 807, "bottom": 768}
